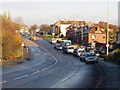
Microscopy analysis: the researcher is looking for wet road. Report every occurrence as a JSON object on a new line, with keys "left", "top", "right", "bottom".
{"left": 2, "top": 38, "right": 119, "bottom": 88}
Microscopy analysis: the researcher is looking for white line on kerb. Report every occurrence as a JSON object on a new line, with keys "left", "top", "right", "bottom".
{"left": 0, "top": 81, "right": 7, "bottom": 84}
{"left": 14, "top": 74, "right": 28, "bottom": 80}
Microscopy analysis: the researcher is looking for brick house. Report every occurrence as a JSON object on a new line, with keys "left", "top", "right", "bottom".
{"left": 83, "top": 26, "right": 106, "bottom": 47}
{"left": 67, "top": 25, "right": 106, "bottom": 47}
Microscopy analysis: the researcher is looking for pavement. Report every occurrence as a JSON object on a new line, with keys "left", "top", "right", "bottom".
{"left": 1, "top": 36, "right": 120, "bottom": 88}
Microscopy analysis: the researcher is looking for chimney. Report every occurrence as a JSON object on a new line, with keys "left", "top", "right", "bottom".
{"left": 88, "top": 22, "right": 92, "bottom": 27}
{"left": 97, "top": 25, "right": 100, "bottom": 31}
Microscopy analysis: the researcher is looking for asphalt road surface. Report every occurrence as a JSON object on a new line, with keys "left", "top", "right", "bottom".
{"left": 2, "top": 38, "right": 119, "bottom": 88}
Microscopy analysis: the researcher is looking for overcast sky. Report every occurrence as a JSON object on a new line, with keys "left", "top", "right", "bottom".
{"left": 1, "top": 0, "right": 119, "bottom": 26}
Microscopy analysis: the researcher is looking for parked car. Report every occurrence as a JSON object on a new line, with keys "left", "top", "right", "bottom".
{"left": 73, "top": 48, "right": 85, "bottom": 57}
{"left": 63, "top": 46, "right": 74, "bottom": 54}
{"left": 76, "top": 49, "right": 85, "bottom": 57}
{"left": 50, "top": 38, "right": 57, "bottom": 44}
{"left": 84, "top": 53, "right": 98, "bottom": 64}
{"left": 25, "top": 36, "right": 31, "bottom": 40}
{"left": 54, "top": 44, "right": 62, "bottom": 50}
{"left": 94, "top": 51, "right": 100, "bottom": 56}
{"left": 73, "top": 48, "right": 78, "bottom": 56}
{"left": 79, "top": 52, "right": 87, "bottom": 61}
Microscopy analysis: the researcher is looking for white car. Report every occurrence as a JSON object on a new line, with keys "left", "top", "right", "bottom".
{"left": 50, "top": 38, "right": 57, "bottom": 44}
{"left": 76, "top": 48, "right": 85, "bottom": 57}
{"left": 65, "top": 46, "right": 74, "bottom": 54}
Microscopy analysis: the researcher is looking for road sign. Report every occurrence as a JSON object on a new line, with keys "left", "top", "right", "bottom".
{"left": 21, "top": 43, "right": 25, "bottom": 46}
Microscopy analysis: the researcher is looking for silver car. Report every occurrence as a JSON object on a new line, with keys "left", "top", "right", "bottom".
{"left": 84, "top": 53, "right": 98, "bottom": 64}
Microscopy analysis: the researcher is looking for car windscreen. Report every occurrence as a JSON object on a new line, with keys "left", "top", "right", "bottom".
{"left": 86, "top": 53, "right": 96, "bottom": 57}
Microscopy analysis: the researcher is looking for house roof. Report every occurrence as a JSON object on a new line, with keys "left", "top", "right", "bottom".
{"left": 83, "top": 27, "right": 94, "bottom": 34}
{"left": 55, "top": 20, "right": 86, "bottom": 25}
{"left": 83, "top": 26, "right": 106, "bottom": 34}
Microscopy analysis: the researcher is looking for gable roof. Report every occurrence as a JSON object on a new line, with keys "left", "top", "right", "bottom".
{"left": 83, "top": 26, "right": 106, "bottom": 34}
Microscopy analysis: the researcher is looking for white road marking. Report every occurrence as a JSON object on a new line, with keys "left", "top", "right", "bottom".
{"left": 41, "top": 68, "right": 47, "bottom": 71}
{"left": 31, "top": 71, "right": 40, "bottom": 75}
{"left": 40, "top": 43, "right": 57, "bottom": 64}
{"left": 0, "top": 81, "right": 7, "bottom": 84}
{"left": 34, "top": 53, "right": 37, "bottom": 56}
{"left": 14, "top": 74, "right": 28, "bottom": 80}
{"left": 37, "top": 43, "right": 58, "bottom": 72}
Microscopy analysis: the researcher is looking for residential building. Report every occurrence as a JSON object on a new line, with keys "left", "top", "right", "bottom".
{"left": 19, "top": 25, "right": 29, "bottom": 35}
{"left": 52, "top": 19, "right": 86, "bottom": 36}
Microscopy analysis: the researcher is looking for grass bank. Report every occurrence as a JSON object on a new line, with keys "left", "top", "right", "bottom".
{"left": 1, "top": 47, "right": 31, "bottom": 68}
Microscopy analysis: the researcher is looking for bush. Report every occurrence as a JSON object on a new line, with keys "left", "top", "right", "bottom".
{"left": 107, "top": 49, "right": 120, "bottom": 64}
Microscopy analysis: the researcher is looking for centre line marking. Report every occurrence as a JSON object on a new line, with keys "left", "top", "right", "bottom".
{"left": 14, "top": 74, "right": 28, "bottom": 80}
{"left": 0, "top": 81, "right": 7, "bottom": 84}
{"left": 31, "top": 71, "right": 40, "bottom": 75}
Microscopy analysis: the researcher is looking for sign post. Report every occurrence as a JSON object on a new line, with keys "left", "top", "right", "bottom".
{"left": 21, "top": 43, "right": 25, "bottom": 60}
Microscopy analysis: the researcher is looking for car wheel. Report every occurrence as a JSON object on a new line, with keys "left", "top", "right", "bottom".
{"left": 96, "top": 61, "right": 98, "bottom": 63}
{"left": 83, "top": 58, "right": 85, "bottom": 62}
{"left": 80, "top": 58, "right": 81, "bottom": 61}
{"left": 86, "top": 61, "right": 88, "bottom": 64}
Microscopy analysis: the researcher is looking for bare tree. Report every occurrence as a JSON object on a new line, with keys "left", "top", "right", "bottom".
{"left": 39, "top": 24, "right": 50, "bottom": 34}
{"left": 30, "top": 24, "right": 38, "bottom": 40}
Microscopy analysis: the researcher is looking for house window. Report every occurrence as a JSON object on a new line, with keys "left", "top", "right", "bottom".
{"left": 103, "top": 36, "right": 105, "bottom": 39}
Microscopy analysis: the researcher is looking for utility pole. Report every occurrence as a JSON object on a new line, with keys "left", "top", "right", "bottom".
{"left": 106, "top": 0, "right": 109, "bottom": 56}
{"left": 52, "top": 25, "right": 55, "bottom": 38}
{"left": 81, "top": 26, "right": 83, "bottom": 45}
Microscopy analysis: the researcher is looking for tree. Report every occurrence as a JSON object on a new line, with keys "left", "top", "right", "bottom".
{"left": 30, "top": 24, "right": 38, "bottom": 35}
{"left": 39, "top": 24, "right": 50, "bottom": 34}
{"left": 1, "top": 11, "right": 23, "bottom": 61}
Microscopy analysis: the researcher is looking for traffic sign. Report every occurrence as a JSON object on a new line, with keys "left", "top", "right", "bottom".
{"left": 21, "top": 43, "right": 25, "bottom": 46}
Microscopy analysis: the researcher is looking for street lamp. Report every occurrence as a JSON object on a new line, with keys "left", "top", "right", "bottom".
{"left": 21, "top": 43, "right": 25, "bottom": 60}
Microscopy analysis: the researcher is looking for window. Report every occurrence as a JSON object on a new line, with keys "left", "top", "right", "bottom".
{"left": 103, "top": 36, "right": 105, "bottom": 39}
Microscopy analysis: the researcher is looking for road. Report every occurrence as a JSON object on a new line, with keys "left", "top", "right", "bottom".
{"left": 2, "top": 38, "right": 119, "bottom": 88}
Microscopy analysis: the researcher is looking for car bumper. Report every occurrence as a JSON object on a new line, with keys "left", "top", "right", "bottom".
{"left": 86, "top": 59, "right": 98, "bottom": 62}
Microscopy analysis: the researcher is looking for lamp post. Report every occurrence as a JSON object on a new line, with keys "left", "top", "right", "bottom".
{"left": 21, "top": 43, "right": 25, "bottom": 60}
{"left": 81, "top": 26, "right": 84, "bottom": 45}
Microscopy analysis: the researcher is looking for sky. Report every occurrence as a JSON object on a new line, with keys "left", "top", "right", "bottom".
{"left": 0, "top": 0, "right": 119, "bottom": 26}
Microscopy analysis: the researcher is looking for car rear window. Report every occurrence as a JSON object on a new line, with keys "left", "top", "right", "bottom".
{"left": 68, "top": 47, "right": 74, "bottom": 49}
